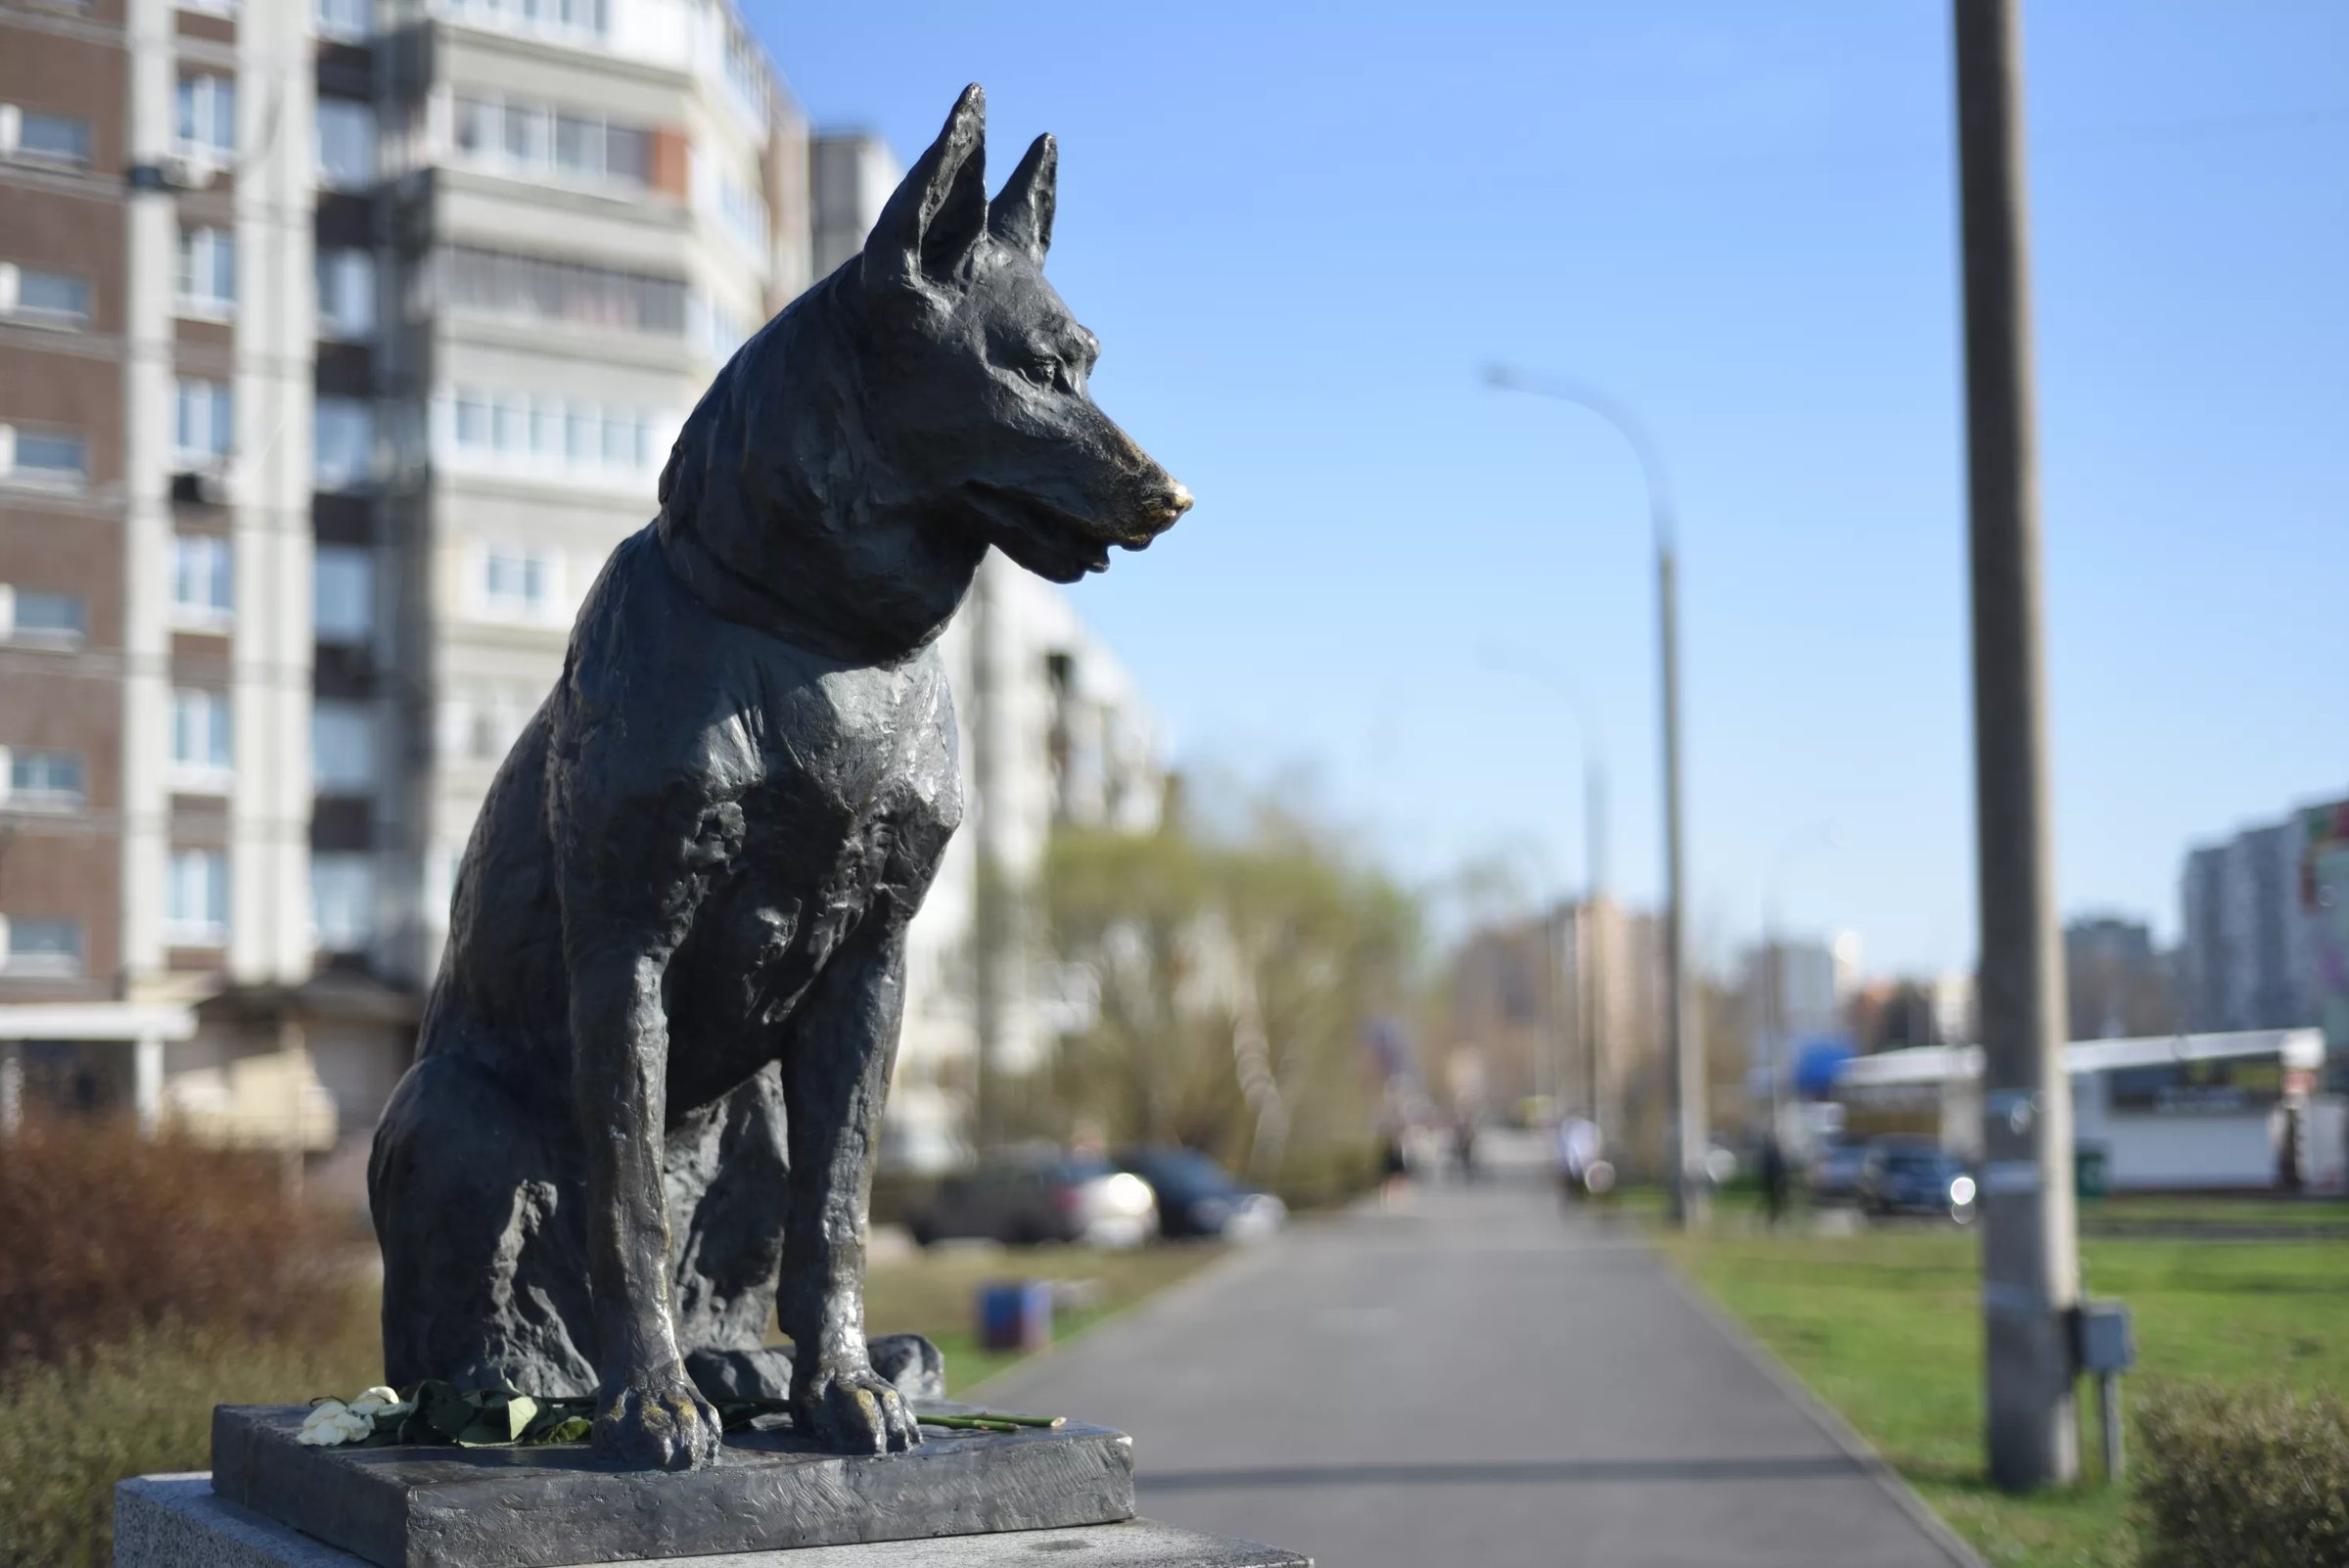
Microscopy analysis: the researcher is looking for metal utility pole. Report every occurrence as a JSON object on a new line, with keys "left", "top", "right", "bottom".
{"left": 1954, "top": 0, "right": 2080, "bottom": 1492}
{"left": 1582, "top": 761, "right": 1607, "bottom": 1134}
{"left": 1658, "top": 544, "right": 1704, "bottom": 1226}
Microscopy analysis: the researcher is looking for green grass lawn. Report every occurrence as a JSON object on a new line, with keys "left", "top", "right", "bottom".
{"left": 1657, "top": 1218, "right": 2349, "bottom": 1567}
{"left": 861, "top": 1241, "right": 1228, "bottom": 1396}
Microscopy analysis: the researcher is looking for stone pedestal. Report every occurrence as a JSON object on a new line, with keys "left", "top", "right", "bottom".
{"left": 192, "top": 1407, "right": 1155, "bottom": 1568}
{"left": 199, "top": 1405, "right": 1138, "bottom": 1568}
{"left": 115, "top": 1476, "right": 1311, "bottom": 1568}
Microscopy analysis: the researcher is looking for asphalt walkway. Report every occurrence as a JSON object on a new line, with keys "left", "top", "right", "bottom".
{"left": 979, "top": 1159, "right": 1978, "bottom": 1568}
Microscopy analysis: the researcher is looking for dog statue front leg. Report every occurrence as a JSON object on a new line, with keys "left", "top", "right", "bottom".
{"left": 780, "top": 919, "right": 921, "bottom": 1453}
{"left": 570, "top": 943, "right": 723, "bottom": 1470}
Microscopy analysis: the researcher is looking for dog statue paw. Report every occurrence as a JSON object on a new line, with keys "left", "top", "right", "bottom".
{"left": 594, "top": 1366, "right": 725, "bottom": 1472}
{"left": 795, "top": 1359, "right": 923, "bottom": 1455}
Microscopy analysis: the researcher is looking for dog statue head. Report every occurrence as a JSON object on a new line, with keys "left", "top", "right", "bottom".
{"left": 857, "top": 83, "right": 1192, "bottom": 583}
{"left": 657, "top": 85, "right": 1190, "bottom": 662}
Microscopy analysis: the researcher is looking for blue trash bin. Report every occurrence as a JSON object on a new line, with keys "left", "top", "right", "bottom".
{"left": 977, "top": 1279, "right": 1053, "bottom": 1353}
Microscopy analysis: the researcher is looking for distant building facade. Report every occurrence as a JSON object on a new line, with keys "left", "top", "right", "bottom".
{"left": 1737, "top": 932, "right": 1860, "bottom": 1097}
{"left": 1446, "top": 896, "right": 1665, "bottom": 1151}
{"left": 0, "top": 0, "right": 1163, "bottom": 1172}
{"left": 2178, "top": 796, "right": 2345, "bottom": 1037}
{"left": 2063, "top": 914, "right": 2175, "bottom": 1041}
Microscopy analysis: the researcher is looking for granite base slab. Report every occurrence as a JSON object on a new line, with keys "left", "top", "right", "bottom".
{"left": 116, "top": 1474, "right": 1312, "bottom": 1568}
{"left": 207, "top": 1404, "right": 1136, "bottom": 1568}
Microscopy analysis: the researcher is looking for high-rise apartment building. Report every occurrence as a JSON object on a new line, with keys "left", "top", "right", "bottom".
{"left": 2179, "top": 795, "right": 2345, "bottom": 1037}
{"left": 2061, "top": 913, "right": 2174, "bottom": 1041}
{"left": 0, "top": 0, "right": 1165, "bottom": 1164}
{"left": 1, "top": 0, "right": 808, "bottom": 1133}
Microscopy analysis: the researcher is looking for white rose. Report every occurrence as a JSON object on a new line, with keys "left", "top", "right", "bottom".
{"left": 297, "top": 1399, "right": 376, "bottom": 1447}
{"left": 347, "top": 1387, "right": 401, "bottom": 1417}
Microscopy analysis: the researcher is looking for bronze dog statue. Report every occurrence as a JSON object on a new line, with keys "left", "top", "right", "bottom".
{"left": 369, "top": 84, "right": 1190, "bottom": 1469}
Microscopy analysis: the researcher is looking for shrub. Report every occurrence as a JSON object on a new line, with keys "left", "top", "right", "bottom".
{"left": 0, "top": 1313, "right": 380, "bottom": 1568}
{"left": 0, "top": 1119, "right": 351, "bottom": 1375}
{"left": 2134, "top": 1378, "right": 2349, "bottom": 1568}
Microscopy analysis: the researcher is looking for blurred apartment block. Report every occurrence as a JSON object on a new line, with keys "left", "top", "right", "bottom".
{"left": 0, "top": 0, "right": 1163, "bottom": 1176}
{"left": 1737, "top": 930, "right": 1862, "bottom": 1105}
{"left": 1443, "top": 898, "right": 1666, "bottom": 1156}
{"left": 2179, "top": 794, "right": 2348, "bottom": 1042}
{"left": 2062, "top": 913, "right": 2175, "bottom": 1042}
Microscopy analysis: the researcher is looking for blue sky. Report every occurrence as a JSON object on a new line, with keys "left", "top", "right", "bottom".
{"left": 744, "top": 2, "right": 2349, "bottom": 975}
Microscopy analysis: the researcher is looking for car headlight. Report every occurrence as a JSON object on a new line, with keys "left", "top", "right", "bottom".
{"left": 1950, "top": 1176, "right": 1977, "bottom": 1205}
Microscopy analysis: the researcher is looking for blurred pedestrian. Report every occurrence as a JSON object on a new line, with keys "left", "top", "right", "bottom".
{"left": 1451, "top": 1116, "right": 1480, "bottom": 1183}
{"left": 1378, "top": 1122, "right": 1412, "bottom": 1207}
{"left": 1555, "top": 1117, "right": 1600, "bottom": 1206}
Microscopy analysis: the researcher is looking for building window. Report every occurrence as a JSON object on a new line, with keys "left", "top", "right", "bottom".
{"left": 4, "top": 108, "right": 93, "bottom": 167}
{"left": 481, "top": 547, "right": 553, "bottom": 617}
{"left": 440, "top": 246, "right": 685, "bottom": 336}
{"left": 165, "top": 848, "right": 229, "bottom": 945}
{"left": 170, "top": 533, "right": 234, "bottom": 627}
{"left": 179, "top": 0, "right": 238, "bottom": 19}
{"left": 168, "top": 687, "right": 233, "bottom": 786}
{"left": 446, "top": 387, "right": 655, "bottom": 484}
{"left": 0, "top": 263, "right": 92, "bottom": 328}
{"left": 5, "top": 589, "right": 87, "bottom": 647}
{"left": 316, "top": 247, "right": 374, "bottom": 339}
{"left": 314, "top": 397, "right": 374, "bottom": 490}
{"left": 451, "top": 93, "right": 650, "bottom": 192}
{"left": 315, "top": 0, "right": 369, "bottom": 42}
{"left": 2, "top": 916, "right": 82, "bottom": 977}
{"left": 709, "top": 162, "right": 768, "bottom": 261}
{"left": 173, "top": 379, "right": 232, "bottom": 468}
{"left": 5, "top": 748, "right": 84, "bottom": 808}
{"left": 719, "top": 17, "right": 769, "bottom": 124}
{"left": 176, "top": 227, "right": 235, "bottom": 316}
{"left": 310, "top": 852, "right": 374, "bottom": 952}
{"left": 314, "top": 545, "right": 373, "bottom": 643}
{"left": 175, "top": 75, "right": 237, "bottom": 161}
{"left": 444, "top": 0, "right": 607, "bottom": 43}
{"left": 311, "top": 700, "right": 375, "bottom": 793}
{"left": 316, "top": 98, "right": 375, "bottom": 190}
{"left": 1, "top": 426, "right": 87, "bottom": 488}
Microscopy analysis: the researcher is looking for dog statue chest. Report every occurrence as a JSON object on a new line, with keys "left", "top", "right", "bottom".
{"left": 663, "top": 647, "right": 959, "bottom": 1076}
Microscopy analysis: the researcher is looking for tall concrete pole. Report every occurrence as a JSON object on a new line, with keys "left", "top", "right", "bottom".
{"left": 1659, "top": 542, "right": 1705, "bottom": 1225}
{"left": 1954, "top": 0, "right": 2080, "bottom": 1492}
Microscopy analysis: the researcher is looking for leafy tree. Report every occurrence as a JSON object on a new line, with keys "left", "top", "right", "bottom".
{"left": 1038, "top": 795, "right": 1421, "bottom": 1181}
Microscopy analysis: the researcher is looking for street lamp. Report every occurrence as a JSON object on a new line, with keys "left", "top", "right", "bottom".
{"left": 1478, "top": 646, "right": 1610, "bottom": 1133}
{"left": 1482, "top": 364, "right": 1705, "bottom": 1226}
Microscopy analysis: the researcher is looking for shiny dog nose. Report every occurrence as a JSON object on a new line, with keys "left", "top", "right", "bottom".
{"left": 1168, "top": 482, "right": 1194, "bottom": 515}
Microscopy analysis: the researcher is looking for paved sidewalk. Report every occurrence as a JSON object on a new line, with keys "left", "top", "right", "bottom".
{"left": 979, "top": 1171, "right": 1978, "bottom": 1568}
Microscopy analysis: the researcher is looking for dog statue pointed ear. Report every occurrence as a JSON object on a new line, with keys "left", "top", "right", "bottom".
{"left": 864, "top": 83, "right": 990, "bottom": 298}
{"left": 988, "top": 133, "right": 1055, "bottom": 265}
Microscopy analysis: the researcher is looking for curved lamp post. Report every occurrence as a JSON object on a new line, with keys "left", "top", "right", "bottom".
{"left": 1478, "top": 646, "right": 1610, "bottom": 1134}
{"left": 1482, "top": 364, "right": 1705, "bottom": 1226}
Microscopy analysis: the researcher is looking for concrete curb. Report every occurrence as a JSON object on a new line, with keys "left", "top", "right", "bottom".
{"left": 1651, "top": 1247, "right": 1993, "bottom": 1568}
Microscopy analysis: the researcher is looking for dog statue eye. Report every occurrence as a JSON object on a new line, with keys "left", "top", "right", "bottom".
{"left": 1021, "top": 355, "right": 1060, "bottom": 389}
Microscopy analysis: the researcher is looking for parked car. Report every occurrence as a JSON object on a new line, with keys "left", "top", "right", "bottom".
{"left": 1807, "top": 1139, "right": 1869, "bottom": 1203}
{"left": 1859, "top": 1137, "right": 1977, "bottom": 1223}
{"left": 1114, "top": 1147, "right": 1288, "bottom": 1241}
{"left": 908, "top": 1152, "right": 1159, "bottom": 1248}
